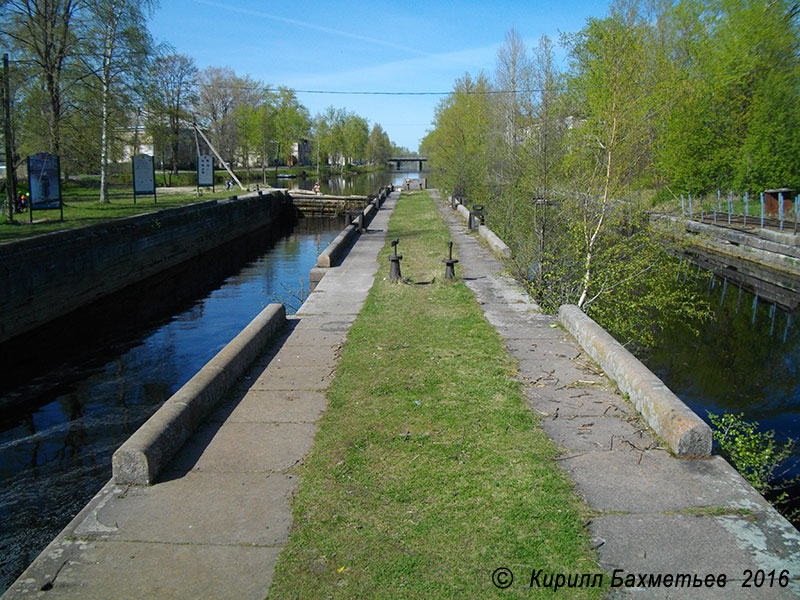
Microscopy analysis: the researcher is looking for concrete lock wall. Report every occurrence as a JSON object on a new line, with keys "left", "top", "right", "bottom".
{"left": 310, "top": 187, "right": 390, "bottom": 291}
{"left": 0, "top": 191, "right": 289, "bottom": 345}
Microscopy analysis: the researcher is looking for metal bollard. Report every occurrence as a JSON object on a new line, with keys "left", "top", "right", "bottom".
{"left": 389, "top": 238, "right": 402, "bottom": 281}
{"left": 469, "top": 204, "right": 485, "bottom": 231}
{"left": 442, "top": 241, "right": 459, "bottom": 279}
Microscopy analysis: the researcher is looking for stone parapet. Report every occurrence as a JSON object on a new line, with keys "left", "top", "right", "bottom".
{"left": 112, "top": 303, "right": 287, "bottom": 485}
{"left": 558, "top": 304, "right": 712, "bottom": 456}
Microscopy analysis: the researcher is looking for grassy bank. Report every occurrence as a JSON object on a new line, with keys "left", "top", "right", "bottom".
{"left": 0, "top": 181, "right": 250, "bottom": 243}
{"left": 268, "top": 191, "right": 604, "bottom": 598}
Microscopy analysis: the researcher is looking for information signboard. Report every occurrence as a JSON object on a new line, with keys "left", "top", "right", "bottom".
{"left": 197, "top": 154, "right": 214, "bottom": 187}
{"left": 27, "top": 153, "right": 62, "bottom": 210}
{"left": 132, "top": 153, "right": 156, "bottom": 196}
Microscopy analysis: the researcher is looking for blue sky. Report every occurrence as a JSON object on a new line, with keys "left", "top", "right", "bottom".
{"left": 148, "top": 1, "right": 610, "bottom": 152}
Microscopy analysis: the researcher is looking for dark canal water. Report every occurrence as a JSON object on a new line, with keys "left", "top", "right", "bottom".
{"left": 0, "top": 168, "right": 420, "bottom": 592}
{"left": 642, "top": 271, "right": 799, "bottom": 521}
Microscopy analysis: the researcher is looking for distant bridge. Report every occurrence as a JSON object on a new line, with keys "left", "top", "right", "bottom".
{"left": 388, "top": 157, "right": 427, "bottom": 170}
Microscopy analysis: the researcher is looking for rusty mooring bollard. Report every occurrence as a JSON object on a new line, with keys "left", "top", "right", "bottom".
{"left": 442, "top": 241, "right": 458, "bottom": 279}
{"left": 389, "top": 238, "right": 402, "bottom": 281}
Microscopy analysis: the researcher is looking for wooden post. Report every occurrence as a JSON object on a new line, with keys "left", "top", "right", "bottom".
{"left": 3, "top": 54, "right": 16, "bottom": 223}
{"left": 192, "top": 120, "right": 244, "bottom": 191}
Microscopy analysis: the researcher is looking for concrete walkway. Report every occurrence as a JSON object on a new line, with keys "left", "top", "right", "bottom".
{"left": 2, "top": 192, "right": 400, "bottom": 600}
{"left": 434, "top": 190, "right": 800, "bottom": 599}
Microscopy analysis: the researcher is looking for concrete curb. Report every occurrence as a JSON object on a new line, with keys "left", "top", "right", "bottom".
{"left": 316, "top": 224, "right": 358, "bottom": 268}
{"left": 112, "top": 303, "right": 287, "bottom": 485}
{"left": 363, "top": 202, "right": 377, "bottom": 225}
{"left": 452, "top": 202, "right": 512, "bottom": 258}
{"left": 478, "top": 225, "right": 512, "bottom": 258}
{"left": 310, "top": 186, "right": 390, "bottom": 291}
{"left": 558, "top": 304, "right": 712, "bottom": 457}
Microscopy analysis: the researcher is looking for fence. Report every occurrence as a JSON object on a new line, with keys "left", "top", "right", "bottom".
{"left": 680, "top": 190, "right": 799, "bottom": 234}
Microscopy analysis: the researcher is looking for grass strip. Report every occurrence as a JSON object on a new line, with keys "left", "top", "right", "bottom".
{"left": 0, "top": 182, "right": 245, "bottom": 243}
{"left": 268, "top": 190, "right": 605, "bottom": 599}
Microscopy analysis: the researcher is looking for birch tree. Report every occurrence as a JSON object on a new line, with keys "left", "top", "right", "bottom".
{"left": 493, "top": 29, "right": 531, "bottom": 182}
{"left": 84, "top": 0, "right": 155, "bottom": 202}
{"left": 563, "top": 12, "right": 653, "bottom": 309}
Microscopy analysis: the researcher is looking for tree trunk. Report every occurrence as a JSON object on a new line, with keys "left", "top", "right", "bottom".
{"left": 98, "top": 0, "right": 124, "bottom": 204}
{"left": 46, "top": 71, "right": 61, "bottom": 154}
{"left": 99, "top": 75, "right": 110, "bottom": 202}
{"left": 577, "top": 113, "right": 616, "bottom": 309}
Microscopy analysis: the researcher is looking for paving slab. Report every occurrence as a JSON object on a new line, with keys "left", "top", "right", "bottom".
{"left": 525, "top": 385, "right": 633, "bottom": 419}
{"left": 539, "top": 411, "right": 647, "bottom": 453}
{"left": 2, "top": 191, "right": 401, "bottom": 600}
{"left": 167, "top": 421, "right": 318, "bottom": 473}
{"left": 593, "top": 514, "right": 795, "bottom": 599}
{"left": 435, "top": 190, "right": 800, "bottom": 598}
{"left": 558, "top": 451, "right": 774, "bottom": 513}
{"left": 210, "top": 390, "right": 328, "bottom": 424}
{"left": 6, "top": 538, "right": 280, "bottom": 600}
{"left": 77, "top": 472, "right": 296, "bottom": 546}
{"left": 244, "top": 364, "right": 334, "bottom": 392}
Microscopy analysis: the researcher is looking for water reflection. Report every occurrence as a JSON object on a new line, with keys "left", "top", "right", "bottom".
{"left": 0, "top": 217, "right": 341, "bottom": 592}
{"left": 270, "top": 167, "right": 423, "bottom": 196}
{"left": 644, "top": 271, "right": 799, "bottom": 509}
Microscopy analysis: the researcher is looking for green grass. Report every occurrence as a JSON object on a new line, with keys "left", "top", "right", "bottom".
{"left": 267, "top": 191, "right": 605, "bottom": 599}
{"left": 0, "top": 181, "right": 244, "bottom": 243}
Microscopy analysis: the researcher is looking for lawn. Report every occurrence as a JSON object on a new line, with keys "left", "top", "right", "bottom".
{"left": 0, "top": 180, "right": 245, "bottom": 243}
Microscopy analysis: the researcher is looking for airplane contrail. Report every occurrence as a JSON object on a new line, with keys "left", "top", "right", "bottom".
{"left": 193, "top": 0, "right": 431, "bottom": 57}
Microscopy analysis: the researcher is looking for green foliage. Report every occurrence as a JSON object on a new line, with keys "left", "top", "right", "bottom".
{"left": 0, "top": 3, "right": 401, "bottom": 191}
{"left": 313, "top": 106, "right": 370, "bottom": 169}
{"left": 423, "top": 1, "right": 799, "bottom": 351}
{"left": 656, "top": 0, "right": 800, "bottom": 193}
{"left": 420, "top": 72, "right": 493, "bottom": 202}
{"left": 365, "top": 123, "right": 392, "bottom": 165}
{"left": 709, "top": 413, "right": 797, "bottom": 507}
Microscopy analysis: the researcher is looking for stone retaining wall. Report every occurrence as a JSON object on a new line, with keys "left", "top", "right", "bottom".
{"left": 0, "top": 191, "right": 289, "bottom": 344}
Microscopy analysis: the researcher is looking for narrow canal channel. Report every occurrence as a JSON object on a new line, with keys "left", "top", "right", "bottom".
{"left": 0, "top": 215, "right": 342, "bottom": 592}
